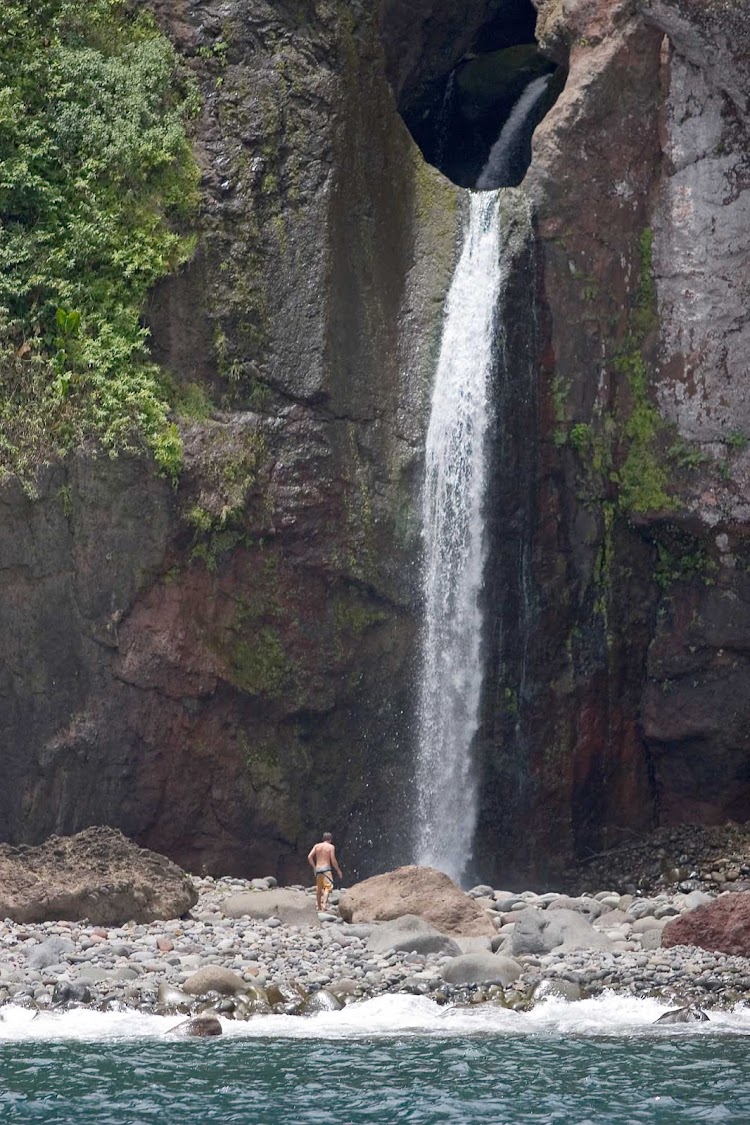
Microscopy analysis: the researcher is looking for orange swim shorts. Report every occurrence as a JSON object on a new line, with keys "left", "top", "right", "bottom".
{"left": 316, "top": 869, "right": 334, "bottom": 895}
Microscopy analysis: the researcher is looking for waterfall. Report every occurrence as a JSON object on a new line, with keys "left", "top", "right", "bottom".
{"left": 414, "top": 191, "right": 503, "bottom": 883}
{"left": 476, "top": 74, "right": 552, "bottom": 190}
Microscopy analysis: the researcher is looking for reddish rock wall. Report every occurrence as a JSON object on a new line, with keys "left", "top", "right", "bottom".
{"left": 475, "top": 0, "right": 750, "bottom": 882}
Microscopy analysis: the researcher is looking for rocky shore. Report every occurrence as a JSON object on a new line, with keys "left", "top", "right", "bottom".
{"left": 2, "top": 873, "right": 749, "bottom": 1022}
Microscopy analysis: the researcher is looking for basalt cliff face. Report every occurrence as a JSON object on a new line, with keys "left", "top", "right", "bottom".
{"left": 476, "top": 0, "right": 750, "bottom": 883}
{"left": 2, "top": 0, "right": 749, "bottom": 883}
{"left": 0, "top": 0, "right": 460, "bottom": 880}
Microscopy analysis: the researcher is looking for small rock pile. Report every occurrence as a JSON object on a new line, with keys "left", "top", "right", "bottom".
{"left": 564, "top": 824, "right": 750, "bottom": 896}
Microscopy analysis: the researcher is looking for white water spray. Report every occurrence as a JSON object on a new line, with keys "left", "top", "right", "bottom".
{"left": 414, "top": 191, "right": 502, "bottom": 882}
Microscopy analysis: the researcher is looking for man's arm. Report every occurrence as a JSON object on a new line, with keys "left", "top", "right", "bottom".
{"left": 307, "top": 846, "right": 317, "bottom": 870}
{"left": 331, "top": 846, "right": 342, "bottom": 879}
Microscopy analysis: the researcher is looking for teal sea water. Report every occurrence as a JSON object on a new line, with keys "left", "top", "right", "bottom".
{"left": 2, "top": 995, "right": 750, "bottom": 1124}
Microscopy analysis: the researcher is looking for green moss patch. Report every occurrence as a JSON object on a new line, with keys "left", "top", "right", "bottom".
{"left": 231, "top": 626, "right": 290, "bottom": 699}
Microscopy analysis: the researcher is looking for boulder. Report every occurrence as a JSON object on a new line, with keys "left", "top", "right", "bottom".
{"left": 168, "top": 1016, "right": 223, "bottom": 1037}
{"left": 338, "top": 866, "right": 496, "bottom": 936}
{"left": 366, "top": 915, "right": 461, "bottom": 957}
{"left": 221, "top": 889, "right": 320, "bottom": 928}
{"left": 546, "top": 895, "right": 606, "bottom": 920}
{"left": 440, "top": 952, "right": 522, "bottom": 987}
{"left": 0, "top": 827, "right": 197, "bottom": 925}
{"left": 631, "top": 916, "right": 667, "bottom": 934}
{"left": 680, "top": 891, "right": 714, "bottom": 911}
{"left": 655, "top": 1006, "right": 709, "bottom": 1025}
{"left": 182, "top": 967, "right": 247, "bottom": 996}
{"left": 52, "top": 981, "right": 92, "bottom": 1005}
{"left": 639, "top": 928, "right": 663, "bottom": 951}
{"left": 511, "top": 907, "right": 615, "bottom": 956}
{"left": 304, "top": 989, "right": 343, "bottom": 1013}
{"left": 529, "top": 979, "right": 582, "bottom": 1003}
{"left": 27, "top": 937, "right": 75, "bottom": 969}
{"left": 453, "top": 936, "right": 494, "bottom": 955}
{"left": 156, "top": 983, "right": 195, "bottom": 1014}
{"left": 76, "top": 963, "right": 138, "bottom": 983}
{"left": 662, "top": 892, "right": 750, "bottom": 956}
{"left": 593, "top": 909, "right": 628, "bottom": 928}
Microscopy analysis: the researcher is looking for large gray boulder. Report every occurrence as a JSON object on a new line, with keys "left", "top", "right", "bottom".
{"left": 182, "top": 967, "right": 247, "bottom": 996}
{"left": 0, "top": 827, "right": 197, "bottom": 925}
{"left": 367, "top": 914, "right": 461, "bottom": 956}
{"left": 453, "top": 936, "right": 494, "bottom": 955}
{"left": 440, "top": 952, "right": 522, "bottom": 987}
{"left": 511, "top": 907, "right": 615, "bottom": 956}
{"left": 27, "top": 937, "right": 75, "bottom": 969}
{"left": 222, "top": 889, "right": 320, "bottom": 928}
{"left": 546, "top": 895, "right": 606, "bottom": 920}
{"left": 339, "top": 866, "right": 495, "bottom": 936}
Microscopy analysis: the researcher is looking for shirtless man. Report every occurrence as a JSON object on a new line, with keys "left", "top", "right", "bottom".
{"left": 307, "top": 832, "right": 342, "bottom": 911}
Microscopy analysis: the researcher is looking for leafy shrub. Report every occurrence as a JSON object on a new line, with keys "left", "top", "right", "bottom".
{"left": 0, "top": 0, "right": 200, "bottom": 482}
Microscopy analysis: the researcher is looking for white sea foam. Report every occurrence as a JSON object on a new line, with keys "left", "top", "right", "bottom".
{"left": 2, "top": 993, "right": 749, "bottom": 1042}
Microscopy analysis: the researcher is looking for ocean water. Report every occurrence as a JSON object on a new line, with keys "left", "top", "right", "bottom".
{"left": 2, "top": 994, "right": 750, "bottom": 1124}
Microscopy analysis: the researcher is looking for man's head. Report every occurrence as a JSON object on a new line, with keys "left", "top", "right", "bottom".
{"left": 323, "top": 832, "right": 333, "bottom": 843}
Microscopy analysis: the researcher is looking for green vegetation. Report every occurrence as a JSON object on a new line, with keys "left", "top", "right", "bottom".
{"left": 568, "top": 422, "right": 591, "bottom": 454}
{"left": 171, "top": 381, "right": 214, "bottom": 422}
{"left": 725, "top": 430, "right": 748, "bottom": 453}
{"left": 611, "top": 228, "right": 674, "bottom": 514}
{"left": 563, "top": 230, "right": 676, "bottom": 513}
{"left": 653, "top": 537, "right": 716, "bottom": 591}
{"left": 551, "top": 375, "right": 570, "bottom": 447}
{"left": 186, "top": 504, "right": 245, "bottom": 572}
{"left": 0, "top": 0, "right": 200, "bottom": 482}
{"left": 501, "top": 686, "right": 519, "bottom": 717}
{"left": 613, "top": 348, "right": 673, "bottom": 513}
{"left": 668, "top": 438, "right": 710, "bottom": 470}
{"left": 231, "top": 626, "right": 289, "bottom": 698}
{"left": 334, "top": 593, "right": 388, "bottom": 637}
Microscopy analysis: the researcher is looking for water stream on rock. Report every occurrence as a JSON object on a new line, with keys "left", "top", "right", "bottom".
{"left": 414, "top": 190, "right": 502, "bottom": 882}
{"left": 415, "top": 78, "right": 552, "bottom": 883}
{"left": 477, "top": 74, "right": 552, "bottom": 190}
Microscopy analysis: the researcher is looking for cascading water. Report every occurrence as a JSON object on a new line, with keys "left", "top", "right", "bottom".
{"left": 414, "top": 75, "right": 550, "bottom": 883}
{"left": 414, "top": 190, "right": 502, "bottom": 882}
{"left": 476, "top": 74, "right": 552, "bottom": 190}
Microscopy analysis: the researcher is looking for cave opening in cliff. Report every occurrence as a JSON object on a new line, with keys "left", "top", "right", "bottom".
{"left": 397, "top": 0, "right": 564, "bottom": 189}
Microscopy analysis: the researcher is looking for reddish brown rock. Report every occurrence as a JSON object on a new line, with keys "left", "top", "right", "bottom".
{"left": 0, "top": 826, "right": 197, "bottom": 925}
{"left": 662, "top": 893, "right": 750, "bottom": 956}
{"left": 338, "top": 866, "right": 496, "bottom": 936}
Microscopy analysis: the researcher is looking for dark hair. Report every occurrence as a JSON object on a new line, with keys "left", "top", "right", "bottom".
{"left": 323, "top": 832, "right": 333, "bottom": 842}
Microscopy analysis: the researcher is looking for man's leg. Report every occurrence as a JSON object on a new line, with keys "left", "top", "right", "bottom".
{"left": 315, "top": 874, "right": 322, "bottom": 911}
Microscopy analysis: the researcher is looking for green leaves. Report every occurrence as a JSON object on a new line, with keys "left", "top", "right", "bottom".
{"left": 0, "top": 0, "right": 200, "bottom": 481}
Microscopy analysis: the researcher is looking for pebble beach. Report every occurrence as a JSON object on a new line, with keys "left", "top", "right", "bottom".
{"left": 2, "top": 870, "right": 750, "bottom": 1021}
